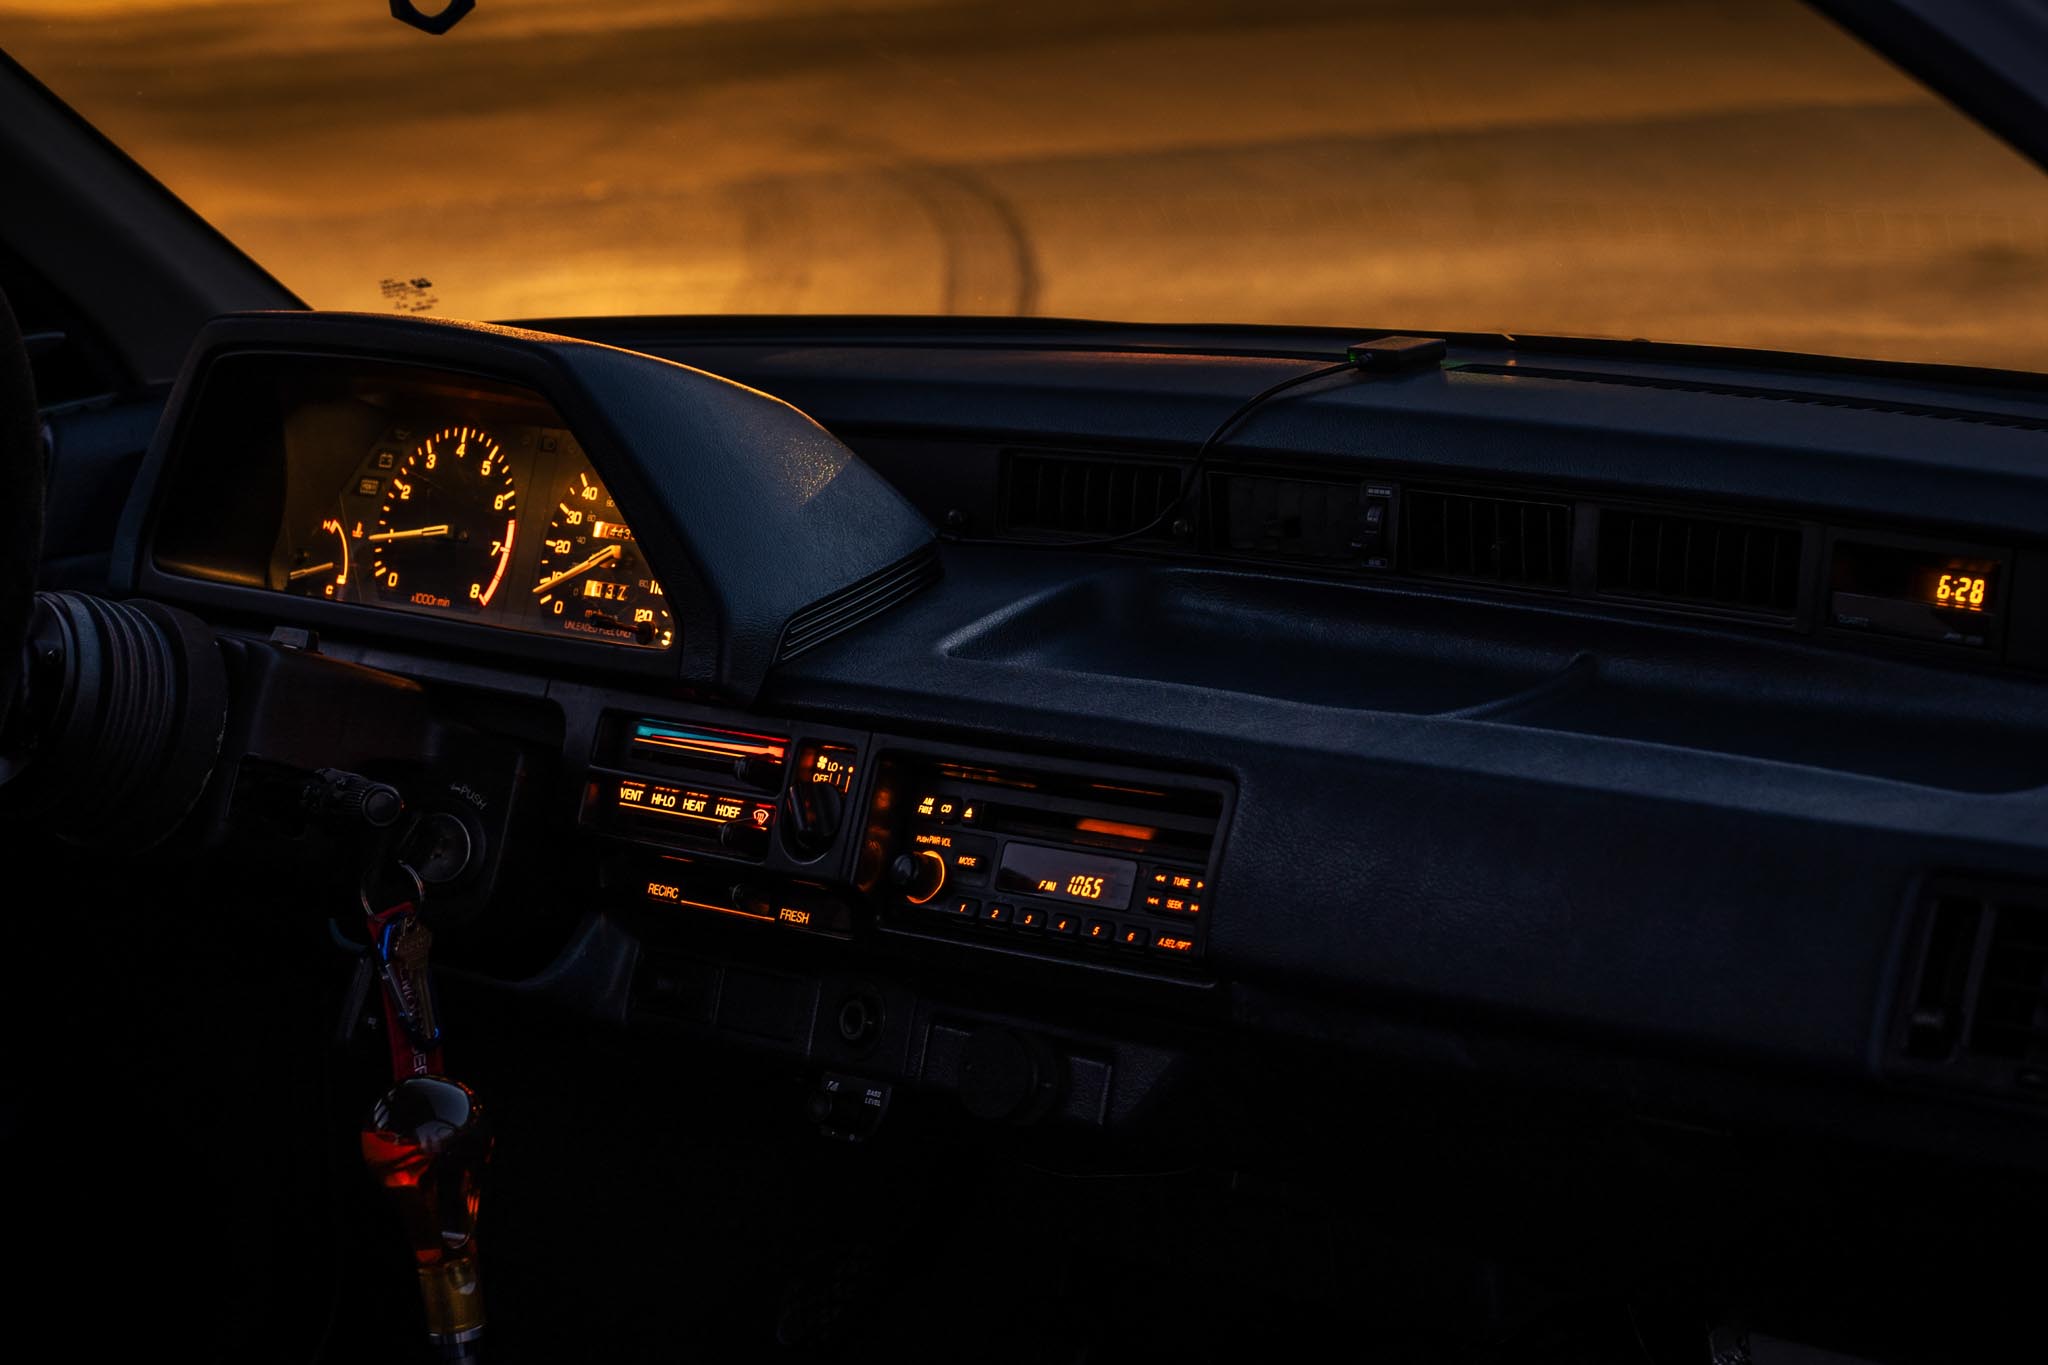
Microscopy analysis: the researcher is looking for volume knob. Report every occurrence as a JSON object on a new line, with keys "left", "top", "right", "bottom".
{"left": 889, "top": 850, "right": 947, "bottom": 904}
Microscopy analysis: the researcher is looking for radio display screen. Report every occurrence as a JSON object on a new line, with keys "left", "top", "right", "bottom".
{"left": 997, "top": 843, "right": 1137, "bottom": 909}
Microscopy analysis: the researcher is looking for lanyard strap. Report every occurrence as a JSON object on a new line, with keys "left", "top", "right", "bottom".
{"left": 364, "top": 871, "right": 445, "bottom": 1081}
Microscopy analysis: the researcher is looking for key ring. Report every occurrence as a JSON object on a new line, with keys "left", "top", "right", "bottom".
{"left": 360, "top": 859, "right": 426, "bottom": 919}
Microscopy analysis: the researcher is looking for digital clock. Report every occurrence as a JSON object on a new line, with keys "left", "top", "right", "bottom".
{"left": 996, "top": 842, "right": 1137, "bottom": 910}
{"left": 1829, "top": 539, "right": 2005, "bottom": 647}
{"left": 1927, "top": 571, "right": 1990, "bottom": 612}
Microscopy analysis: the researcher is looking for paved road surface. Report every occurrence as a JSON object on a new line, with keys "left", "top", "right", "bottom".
{"left": 7, "top": 0, "right": 2048, "bottom": 371}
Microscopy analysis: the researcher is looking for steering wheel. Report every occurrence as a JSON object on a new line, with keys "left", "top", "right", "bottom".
{"left": 0, "top": 287, "right": 43, "bottom": 725}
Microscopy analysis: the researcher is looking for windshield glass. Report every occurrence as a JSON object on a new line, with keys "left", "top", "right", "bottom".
{"left": 7, "top": 0, "right": 2048, "bottom": 371}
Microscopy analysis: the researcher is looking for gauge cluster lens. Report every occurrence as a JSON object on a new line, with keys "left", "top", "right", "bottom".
{"left": 242, "top": 367, "right": 679, "bottom": 650}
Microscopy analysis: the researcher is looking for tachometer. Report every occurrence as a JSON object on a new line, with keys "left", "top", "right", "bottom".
{"left": 370, "top": 426, "right": 518, "bottom": 614}
{"left": 531, "top": 466, "right": 674, "bottom": 648}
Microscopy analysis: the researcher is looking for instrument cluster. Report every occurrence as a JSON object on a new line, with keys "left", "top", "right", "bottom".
{"left": 270, "top": 392, "right": 674, "bottom": 650}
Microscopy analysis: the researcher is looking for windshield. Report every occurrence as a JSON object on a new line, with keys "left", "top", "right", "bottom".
{"left": 7, "top": 0, "right": 2048, "bottom": 372}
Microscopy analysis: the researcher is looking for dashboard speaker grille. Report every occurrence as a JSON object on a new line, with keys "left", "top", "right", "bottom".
{"left": 1403, "top": 488, "right": 1569, "bottom": 588}
{"left": 1596, "top": 509, "right": 1802, "bottom": 614}
{"left": 1001, "top": 451, "right": 1181, "bottom": 539}
{"left": 777, "top": 546, "right": 939, "bottom": 661}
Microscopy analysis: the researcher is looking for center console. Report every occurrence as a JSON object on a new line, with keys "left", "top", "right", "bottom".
{"left": 579, "top": 706, "right": 1229, "bottom": 975}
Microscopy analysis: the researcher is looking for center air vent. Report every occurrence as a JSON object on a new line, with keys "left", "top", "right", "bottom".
{"left": 1001, "top": 451, "right": 1181, "bottom": 539}
{"left": 1893, "top": 880, "right": 2048, "bottom": 1098}
{"left": 1402, "top": 488, "right": 1569, "bottom": 588}
{"left": 1596, "top": 508, "right": 1803, "bottom": 614}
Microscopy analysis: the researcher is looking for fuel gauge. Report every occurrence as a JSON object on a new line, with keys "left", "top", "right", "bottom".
{"left": 530, "top": 466, "right": 674, "bottom": 648}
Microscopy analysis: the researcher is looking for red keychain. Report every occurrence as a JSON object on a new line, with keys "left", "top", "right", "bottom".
{"left": 362, "top": 862, "right": 445, "bottom": 1081}
{"left": 357, "top": 858, "right": 491, "bottom": 1359}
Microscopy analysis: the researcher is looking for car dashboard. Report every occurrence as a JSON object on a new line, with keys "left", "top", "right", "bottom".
{"left": 81, "top": 309, "right": 2048, "bottom": 1173}
{"left": 24, "top": 304, "right": 2048, "bottom": 1358}
{"left": 25, "top": 305, "right": 2048, "bottom": 1360}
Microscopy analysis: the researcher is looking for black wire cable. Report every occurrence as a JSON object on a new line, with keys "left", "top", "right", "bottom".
{"left": 943, "top": 356, "right": 1361, "bottom": 550}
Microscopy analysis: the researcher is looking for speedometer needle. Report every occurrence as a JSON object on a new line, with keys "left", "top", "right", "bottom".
{"left": 533, "top": 544, "right": 621, "bottom": 594}
{"left": 366, "top": 524, "right": 452, "bottom": 543}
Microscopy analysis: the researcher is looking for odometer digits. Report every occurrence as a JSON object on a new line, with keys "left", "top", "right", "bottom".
{"left": 370, "top": 426, "right": 518, "bottom": 614}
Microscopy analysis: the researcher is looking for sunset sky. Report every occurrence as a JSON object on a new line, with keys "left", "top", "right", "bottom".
{"left": 5, "top": 0, "right": 2048, "bottom": 370}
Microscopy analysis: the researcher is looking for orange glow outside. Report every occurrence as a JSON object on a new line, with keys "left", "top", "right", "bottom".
{"left": 6, "top": 2, "right": 2048, "bottom": 370}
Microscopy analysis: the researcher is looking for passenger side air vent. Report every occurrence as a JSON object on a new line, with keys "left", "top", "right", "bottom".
{"left": 1969, "top": 900, "right": 2048, "bottom": 1063}
{"left": 777, "top": 545, "right": 939, "bottom": 661}
{"left": 1892, "top": 881, "right": 2048, "bottom": 1098}
{"left": 1402, "top": 488, "right": 1569, "bottom": 588}
{"left": 1595, "top": 508, "right": 1803, "bottom": 614}
{"left": 1001, "top": 451, "right": 1182, "bottom": 539}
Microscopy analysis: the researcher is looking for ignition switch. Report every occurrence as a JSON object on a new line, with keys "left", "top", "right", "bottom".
{"left": 399, "top": 809, "right": 480, "bottom": 886}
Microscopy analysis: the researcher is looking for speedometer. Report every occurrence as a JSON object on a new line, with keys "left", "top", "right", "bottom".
{"left": 531, "top": 465, "right": 674, "bottom": 648}
{"left": 370, "top": 426, "right": 519, "bottom": 614}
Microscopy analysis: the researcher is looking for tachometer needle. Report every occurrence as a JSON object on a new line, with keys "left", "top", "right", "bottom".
{"left": 532, "top": 543, "right": 621, "bottom": 594}
{"left": 288, "top": 561, "right": 337, "bottom": 581}
{"left": 366, "top": 524, "right": 452, "bottom": 543}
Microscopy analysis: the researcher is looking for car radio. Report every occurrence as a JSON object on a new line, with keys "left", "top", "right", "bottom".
{"left": 860, "top": 747, "right": 1229, "bottom": 971}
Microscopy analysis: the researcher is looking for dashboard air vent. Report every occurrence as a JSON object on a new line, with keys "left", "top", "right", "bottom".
{"left": 1402, "top": 488, "right": 1569, "bottom": 588}
{"left": 1893, "top": 880, "right": 2048, "bottom": 1098}
{"left": 1001, "top": 451, "right": 1181, "bottom": 539}
{"left": 1969, "top": 900, "right": 2048, "bottom": 1063}
{"left": 777, "top": 545, "right": 939, "bottom": 661}
{"left": 1596, "top": 509, "right": 1802, "bottom": 614}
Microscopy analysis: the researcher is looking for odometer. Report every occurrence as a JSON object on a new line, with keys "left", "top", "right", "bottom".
{"left": 370, "top": 426, "right": 518, "bottom": 614}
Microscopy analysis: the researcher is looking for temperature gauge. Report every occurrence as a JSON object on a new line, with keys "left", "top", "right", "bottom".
{"left": 283, "top": 512, "right": 353, "bottom": 600}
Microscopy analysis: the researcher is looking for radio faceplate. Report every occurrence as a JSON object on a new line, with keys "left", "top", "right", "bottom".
{"left": 861, "top": 748, "right": 1227, "bottom": 971}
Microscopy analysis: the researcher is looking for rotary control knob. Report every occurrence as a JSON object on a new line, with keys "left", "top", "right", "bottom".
{"left": 889, "top": 850, "right": 946, "bottom": 904}
{"left": 780, "top": 780, "right": 845, "bottom": 861}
